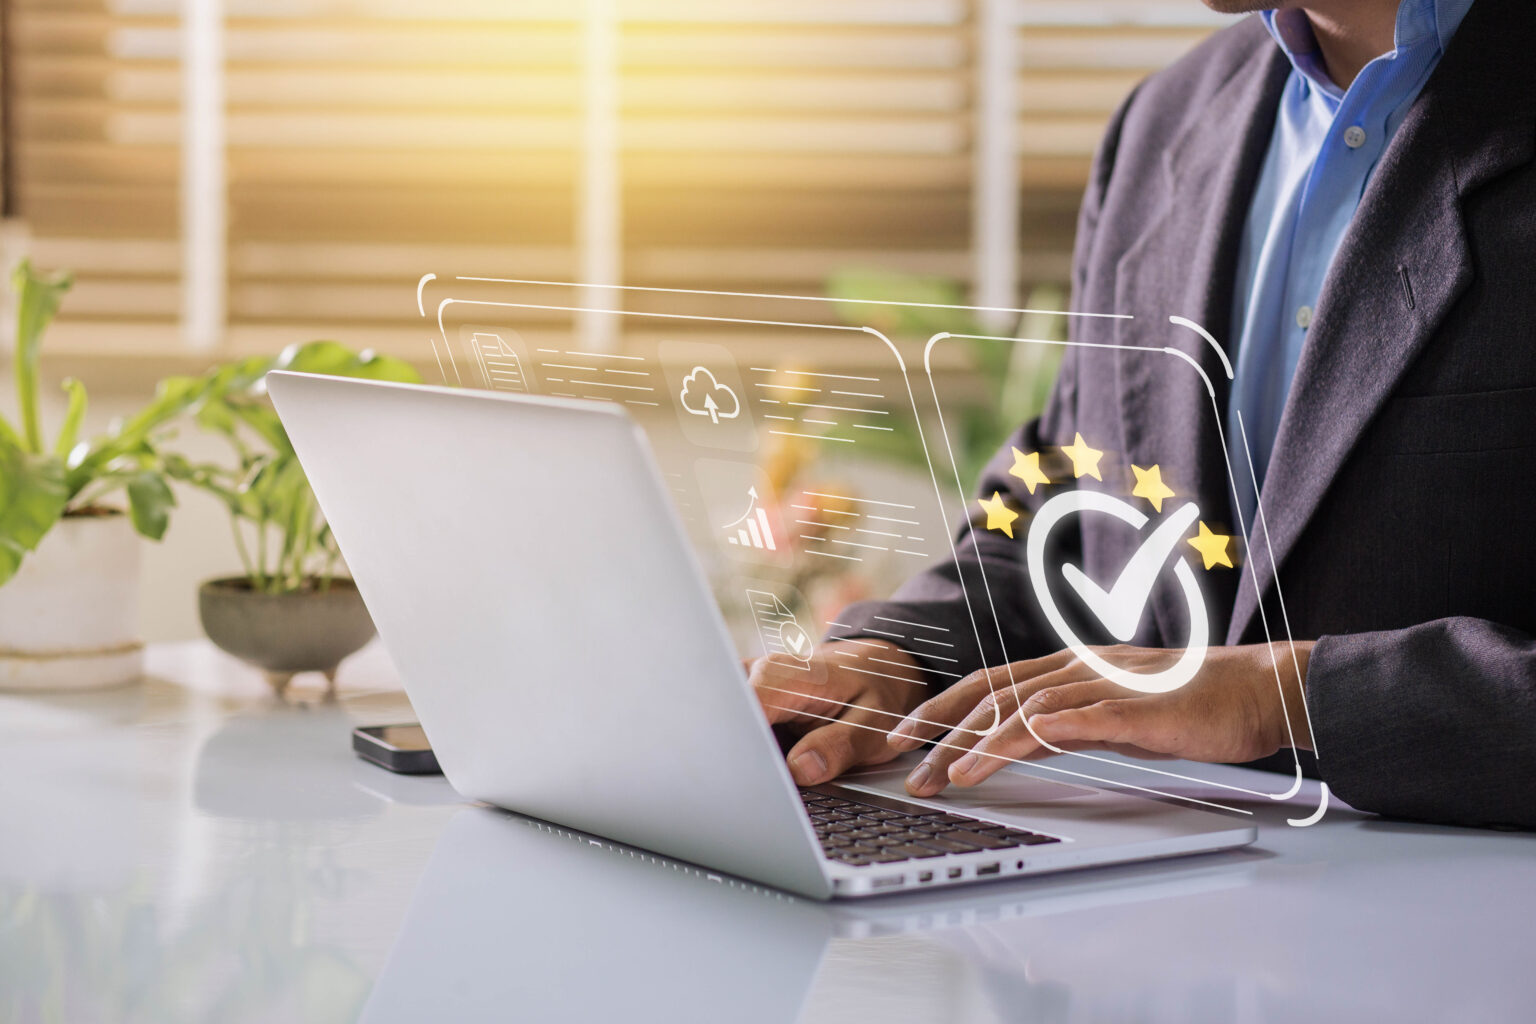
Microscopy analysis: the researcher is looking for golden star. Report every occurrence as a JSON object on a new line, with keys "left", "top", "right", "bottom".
{"left": 1008, "top": 447, "right": 1052, "bottom": 495}
{"left": 978, "top": 491, "right": 1020, "bottom": 539}
{"left": 1187, "top": 521, "right": 1234, "bottom": 570}
{"left": 1061, "top": 432, "right": 1104, "bottom": 481}
{"left": 1130, "top": 464, "right": 1175, "bottom": 513}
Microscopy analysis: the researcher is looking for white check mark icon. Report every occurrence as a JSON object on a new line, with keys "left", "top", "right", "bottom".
{"left": 1059, "top": 501, "right": 1201, "bottom": 643}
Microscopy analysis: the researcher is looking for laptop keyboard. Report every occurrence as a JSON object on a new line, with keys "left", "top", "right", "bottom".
{"left": 800, "top": 784, "right": 1061, "bottom": 867}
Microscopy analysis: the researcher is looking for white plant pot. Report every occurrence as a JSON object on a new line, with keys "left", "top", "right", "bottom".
{"left": 0, "top": 512, "right": 144, "bottom": 691}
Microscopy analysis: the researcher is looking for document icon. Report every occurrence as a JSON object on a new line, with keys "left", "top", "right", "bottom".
{"left": 745, "top": 588, "right": 813, "bottom": 666}
{"left": 471, "top": 332, "right": 528, "bottom": 392}
{"left": 458, "top": 325, "right": 537, "bottom": 394}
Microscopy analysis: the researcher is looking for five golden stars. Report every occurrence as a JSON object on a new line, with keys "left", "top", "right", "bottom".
{"left": 1008, "top": 447, "right": 1052, "bottom": 494}
{"left": 977, "top": 491, "right": 1019, "bottom": 539}
{"left": 982, "top": 439, "right": 1235, "bottom": 570}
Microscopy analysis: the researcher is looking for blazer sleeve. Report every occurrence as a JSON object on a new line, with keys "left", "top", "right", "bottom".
{"left": 1307, "top": 617, "right": 1536, "bottom": 830}
{"left": 824, "top": 87, "right": 1141, "bottom": 688}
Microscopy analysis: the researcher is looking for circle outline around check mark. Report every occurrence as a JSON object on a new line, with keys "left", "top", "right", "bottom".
{"left": 1026, "top": 490, "right": 1209, "bottom": 694}
{"left": 777, "top": 620, "right": 813, "bottom": 663}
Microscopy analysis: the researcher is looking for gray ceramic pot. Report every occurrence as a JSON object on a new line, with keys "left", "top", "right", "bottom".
{"left": 198, "top": 577, "right": 376, "bottom": 697}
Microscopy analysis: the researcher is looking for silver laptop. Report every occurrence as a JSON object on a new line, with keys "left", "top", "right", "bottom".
{"left": 268, "top": 372, "right": 1256, "bottom": 900}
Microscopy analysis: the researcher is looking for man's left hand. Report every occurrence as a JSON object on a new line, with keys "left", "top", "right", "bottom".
{"left": 885, "top": 641, "right": 1316, "bottom": 798}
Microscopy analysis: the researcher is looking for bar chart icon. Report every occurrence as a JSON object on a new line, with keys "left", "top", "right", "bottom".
{"left": 724, "top": 487, "right": 776, "bottom": 551}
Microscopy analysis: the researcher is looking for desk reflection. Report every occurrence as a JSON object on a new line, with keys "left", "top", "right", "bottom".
{"left": 361, "top": 807, "right": 1258, "bottom": 1024}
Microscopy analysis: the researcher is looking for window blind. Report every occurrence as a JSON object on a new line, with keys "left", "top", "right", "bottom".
{"left": 8, "top": 0, "right": 1223, "bottom": 354}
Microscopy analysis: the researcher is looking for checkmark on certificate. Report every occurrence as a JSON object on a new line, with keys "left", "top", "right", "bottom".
{"left": 1059, "top": 502, "right": 1201, "bottom": 643}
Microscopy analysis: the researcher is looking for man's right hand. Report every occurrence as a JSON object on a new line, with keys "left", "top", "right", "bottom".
{"left": 749, "top": 639, "right": 928, "bottom": 786}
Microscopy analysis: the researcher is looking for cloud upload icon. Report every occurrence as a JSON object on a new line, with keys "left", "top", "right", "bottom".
{"left": 679, "top": 366, "right": 741, "bottom": 425}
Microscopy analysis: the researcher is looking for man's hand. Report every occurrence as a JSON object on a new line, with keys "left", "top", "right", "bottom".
{"left": 885, "top": 642, "right": 1315, "bottom": 797}
{"left": 750, "top": 640, "right": 929, "bottom": 786}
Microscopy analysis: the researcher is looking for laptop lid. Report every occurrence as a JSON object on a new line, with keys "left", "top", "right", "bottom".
{"left": 268, "top": 372, "right": 833, "bottom": 899}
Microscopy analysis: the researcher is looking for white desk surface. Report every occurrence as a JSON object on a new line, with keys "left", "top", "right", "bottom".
{"left": 3, "top": 641, "right": 1533, "bottom": 1023}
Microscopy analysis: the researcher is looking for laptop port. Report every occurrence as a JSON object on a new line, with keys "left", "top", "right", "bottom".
{"left": 947, "top": 867, "right": 963, "bottom": 879}
{"left": 871, "top": 875, "right": 905, "bottom": 890}
{"left": 976, "top": 863, "right": 1001, "bottom": 876}
{"left": 917, "top": 871, "right": 934, "bottom": 883}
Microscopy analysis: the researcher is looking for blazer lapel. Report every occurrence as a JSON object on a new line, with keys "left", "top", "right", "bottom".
{"left": 1113, "top": 43, "right": 1290, "bottom": 647}
{"left": 1229, "top": 4, "right": 1536, "bottom": 644}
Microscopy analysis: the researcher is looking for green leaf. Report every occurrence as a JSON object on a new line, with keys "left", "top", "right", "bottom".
{"left": 54, "top": 378, "right": 88, "bottom": 458}
{"left": 231, "top": 401, "right": 292, "bottom": 454}
{"left": 268, "top": 340, "right": 420, "bottom": 385}
{"left": 11, "top": 260, "right": 74, "bottom": 454}
{"left": 67, "top": 375, "right": 210, "bottom": 494}
{"left": 343, "top": 350, "right": 420, "bottom": 383}
{"left": 194, "top": 394, "right": 240, "bottom": 438}
{"left": 0, "top": 442, "right": 69, "bottom": 587}
{"left": 125, "top": 471, "right": 176, "bottom": 541}
{"left": 203, "top": 354, "right": 274, "bottom": 396}
{"left": 272, "top": 340, "right": 367, "bottom": 378}
{"left": 0, "top": 411, "right": 22, "bottom": 453}
{"left": 113, "top": 375, "right": 210, "bottom": 442}
{"left": 164, "top": 456, "right": 244, "bottom": 513}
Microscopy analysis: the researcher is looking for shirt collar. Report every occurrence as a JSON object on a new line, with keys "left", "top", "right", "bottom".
{"left": 1261, "top": 0, "right": 1476, "bottom": 96}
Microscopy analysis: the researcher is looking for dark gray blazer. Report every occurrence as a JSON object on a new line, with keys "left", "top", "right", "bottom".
{"left": 832, "top": 4, "right": 1536, "bottom": 829}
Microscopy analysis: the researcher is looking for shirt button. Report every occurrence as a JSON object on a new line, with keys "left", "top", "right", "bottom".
{"left": 1343, "top": 125, "right": 1367, "bottom": 148}
{"left": 1296, "top": 305, "right": 1314, "bottom": 329}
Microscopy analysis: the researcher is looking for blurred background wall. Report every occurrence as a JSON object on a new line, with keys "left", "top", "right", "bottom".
{"left": 0, "top": 0, "right": 1230, "bottom": 640}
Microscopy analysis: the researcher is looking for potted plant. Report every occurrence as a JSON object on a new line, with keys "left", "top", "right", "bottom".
{"left": 169, "top": 341, "right": 420, "bottom": 698}
{"left": 0, "top": 262, "right": 200, "bottom": 691}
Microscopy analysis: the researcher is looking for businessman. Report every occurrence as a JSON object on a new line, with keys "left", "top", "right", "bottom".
{"left": 752, "top": 0, "right": 1536, "bottom": 829}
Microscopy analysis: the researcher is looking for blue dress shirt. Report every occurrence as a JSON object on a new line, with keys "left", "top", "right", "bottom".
{"left": 1226, "top": 0, "right": 1474, "bottom": 532}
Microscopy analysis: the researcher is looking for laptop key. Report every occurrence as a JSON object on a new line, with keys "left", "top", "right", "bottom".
{"left": 884, "top": 830, "right": 929, "bottom": 843}
{"left": 922, "top": 813, "right": 973, "bottom": 825}
{"left": 982, "top": 827, "right": 1045, "bottom": 842}
{"left": 938, "top": 830, "right": 1011, "bottom": 849}
{"left": 843, "top": 829, "right": 879, "bottom": 841}
{"left": 1019, "top": 835, "right": 1062, "bottom": 845}
{"left": 913, "top": 836, "right": 981, "bottom": 854}
{"left": 889, "top": 844, "right": 947, "bottom": 859}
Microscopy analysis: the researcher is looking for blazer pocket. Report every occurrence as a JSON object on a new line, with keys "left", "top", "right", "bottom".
{"left": 1376, "top": 385, "right": 1536, "bottom": 455}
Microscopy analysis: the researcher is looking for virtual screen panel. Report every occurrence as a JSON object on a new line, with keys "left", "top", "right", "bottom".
{"left": 425, "top": 277, "right": 1322, "bottom": 824}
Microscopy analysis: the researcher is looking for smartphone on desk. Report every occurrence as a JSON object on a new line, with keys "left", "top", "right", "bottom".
{"left": 353, "top": 723, "right": 442, "bottom": 775}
